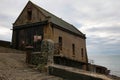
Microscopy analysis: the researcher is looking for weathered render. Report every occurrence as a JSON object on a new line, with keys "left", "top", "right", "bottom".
{"left": 12, "top": 1, "right": 88, "bottom": 70}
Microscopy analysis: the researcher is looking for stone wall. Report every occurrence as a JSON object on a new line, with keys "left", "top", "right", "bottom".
{"left": 26, "top": 40, "right": 54, "bottom": 65}
{"left": 53, "top": 27, "right": 88, "bottom": 64}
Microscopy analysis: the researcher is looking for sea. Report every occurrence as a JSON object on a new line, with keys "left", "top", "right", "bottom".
{"left": 88, "top": 54, "right": 120, "bottom": 77}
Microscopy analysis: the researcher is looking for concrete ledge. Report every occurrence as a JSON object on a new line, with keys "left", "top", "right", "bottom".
{"left": 49, "top": 66, "right": 103, "bottom": 80}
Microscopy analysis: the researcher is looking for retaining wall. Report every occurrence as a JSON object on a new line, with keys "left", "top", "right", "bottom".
{"left": 49, "top": 66, "right": 103, "bottom": 80}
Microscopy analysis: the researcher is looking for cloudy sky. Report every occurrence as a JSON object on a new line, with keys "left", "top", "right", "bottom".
{"left": 0, "top": 0, "right": 120, "bottom": 56}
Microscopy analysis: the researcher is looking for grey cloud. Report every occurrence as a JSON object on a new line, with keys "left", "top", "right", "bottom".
{"left": 0, "top": 34, "right": 11, "bottom": 41}
{"left": 87, "top": 26, "right": 120, "bottom": 33}
{"left": 69, "top": 0, "right": 120, "bottom": 26}
{"left": 87, "top": 35, "right": 120, "bottom": 55}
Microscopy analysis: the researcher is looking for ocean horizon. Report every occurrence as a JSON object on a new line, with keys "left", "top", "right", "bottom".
{"left": 88, "top": 54, "right": 120, "bottom": 77}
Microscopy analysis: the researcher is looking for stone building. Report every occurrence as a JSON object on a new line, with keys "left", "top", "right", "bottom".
{"left": 12, "top": 1, "right": 88, "bottom": 70}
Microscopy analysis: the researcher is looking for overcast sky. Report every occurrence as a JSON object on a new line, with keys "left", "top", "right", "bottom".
{"left": 0, "top": 0, "right": 120, "bottom": 56}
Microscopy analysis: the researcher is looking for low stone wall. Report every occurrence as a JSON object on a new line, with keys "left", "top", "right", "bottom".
{"left": 0, "top": 46, "right": 25, "bottom": 53}
{"left": 27, "top": 52, "right": 47, "bottom": 65}
{"left": 49, "top": 66, "right": 103, "bottom": 80}
{"left": 0, "top": 40, "right": 10, "bottom": 48}
{"left": 26, "top": 40, "right": 54, "bottom": 65}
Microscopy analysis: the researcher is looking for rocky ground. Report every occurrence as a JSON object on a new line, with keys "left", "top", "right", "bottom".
{"left": 0, "top": 53, "right": 63, "bottom": 80}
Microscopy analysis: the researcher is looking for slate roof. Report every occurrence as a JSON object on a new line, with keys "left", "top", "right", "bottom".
{"left": 31, "top": 1, "right": 85, "bottom": 37}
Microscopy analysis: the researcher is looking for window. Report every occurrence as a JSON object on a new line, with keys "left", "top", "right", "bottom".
{"left": 81, "top": 48, "right": 84, "bottom": 58}
{"left": 59, "top": 36, "right": 62, "bottom": 50}
{"left": 72, "top": 44, "right": 75, "bottom": 55}
{"left": 27, "top": 9, "right": 32, "bottom": 20}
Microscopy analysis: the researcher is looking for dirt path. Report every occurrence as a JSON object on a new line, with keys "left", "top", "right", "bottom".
{"left": 0, "top": 53, "right": 62, "bottom": 80}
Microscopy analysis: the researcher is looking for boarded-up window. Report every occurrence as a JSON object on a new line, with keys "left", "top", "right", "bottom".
{"left": 59, "top": 36, "right": 62, "bottom": 50}
{"left": 81, "top": 48, "right": 84, "bottom": 59}
{"left": 72, "top": 44, "right": 75, "bottom": 55}
{"left": 27, "top": 8, "right": 32, "bottom": 20}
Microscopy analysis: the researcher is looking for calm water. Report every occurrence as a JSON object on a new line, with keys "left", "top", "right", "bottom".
{"left": 88, "top": 54, "right": 120, "bottom": 77}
